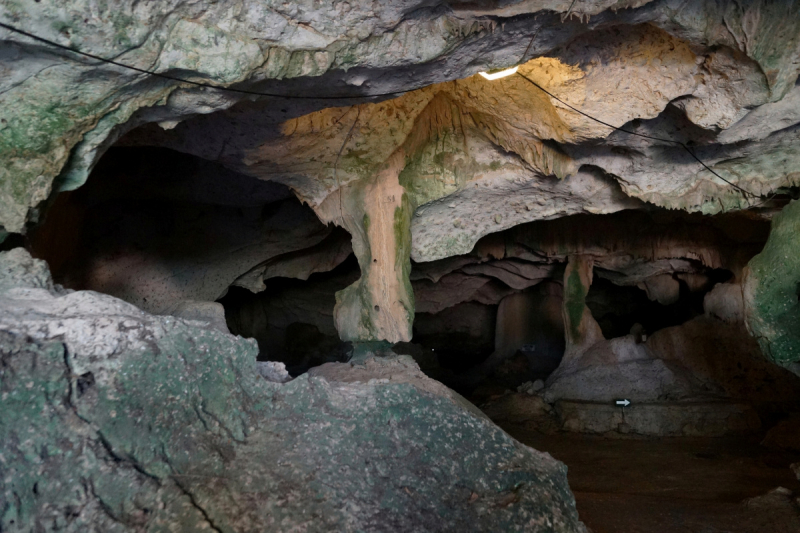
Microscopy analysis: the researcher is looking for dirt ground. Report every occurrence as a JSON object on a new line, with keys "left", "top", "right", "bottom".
{"left": 499, "top": 424, "right": 800, "bottom": 533}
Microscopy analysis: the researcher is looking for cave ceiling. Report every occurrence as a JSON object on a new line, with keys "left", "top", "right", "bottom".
{"left": 3, "top": 0, "right": 800, "bottom": 236}
{"left": 3, "top": 0, "right": 800, "bottom": 351}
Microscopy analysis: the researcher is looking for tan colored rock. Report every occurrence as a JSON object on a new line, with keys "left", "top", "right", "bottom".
{"left": 412, "top": 273, "right": 490, "bottom": 314}
{"left": 762, "top": 415, "right": 800, "bottom": 453}
{"left": 317, "top": 150, "right": 414, "bottom": 343}
{"left": 637, "top": 274, "right": 681, "bottom": 305}
{"left": 233, "top": 228, "right": 352, "bottom": 293}
{"left": 460, "top": 260, "right": 557, "bottom": 291}
{"left": 704, "top": 282, "right": 745, "bottom": 323}
{"left": 561, "top": 255, "right": 604, "bottom": 359}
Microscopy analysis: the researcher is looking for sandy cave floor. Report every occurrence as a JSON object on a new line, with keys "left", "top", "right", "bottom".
{"left": 498, "top": 425, "right": 800, "bottom": 533}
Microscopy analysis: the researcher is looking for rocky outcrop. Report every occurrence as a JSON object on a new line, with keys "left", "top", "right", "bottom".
{"left": 744, "top": 199, "right": 800, "bottom": 366}
{"left": 6, "top": 1, "right": 800, "bottom": 344}
{"left": 0, "top": 248, "right": 586, "bottom": 532}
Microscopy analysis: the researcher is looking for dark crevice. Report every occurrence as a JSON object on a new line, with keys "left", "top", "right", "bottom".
{"left": 171, "top": 480, "right": 225, "bottom": 533}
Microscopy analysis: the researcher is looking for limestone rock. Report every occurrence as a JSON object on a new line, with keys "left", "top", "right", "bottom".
{"left": 5, "top": 0, "right": 800, "bottom": 352}
{"left": 480, "top": 393, "right": 559, "bottom": 432}
{"left": 0, "top": 248, "right": 587, "bottom": 532}
{"left": 519, "top": 380, "right": 546, "bottom": 395}
{"left": 233, "top": 227, "right": 353, "bottom": 293}
{"left": 556, "top": 400, "right": 761, "bottom": 437}
{"left": 544, "top": 343, "right": 705, "bottom": 404}
{"left": 545, "top": 316, "right": 800, "bottom": 407}
{"left": 165, "top": 299, "right": 231, "bottom": 334}
{"left": 704, "top": 282, "right": 745, "bottom": 323}
{"left": 561, "top": 255, "right": 604, "bottom": 358}
{"left": 412, "top": 272, "right": 491, "bottom": 314}
{"left": 637, "top": 274, "right": 681, "bottom": 306}
{"left": 744, "top": 200, "right": 800, "bottom": 365}
{"left": 743, "top": 487, "right": 798, "bottom": 510}
{"left": 0, "top": 247, "right": 57, "bottom": 294}
{"left": 255, "top": 360, "right": 292, "bottom": 383}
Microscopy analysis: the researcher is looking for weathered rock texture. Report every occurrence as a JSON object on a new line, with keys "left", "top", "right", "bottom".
{"left": 28, "top": 147, "right": 329, "bottom": 315}
{"left": 5, "top": 0, "right": 800, "bottom": 343}
{"left": 0, "top": 248, "right": 586, "bottom": 532}
{"left": 744, "top": 199, "right": 800, "bottom": 365}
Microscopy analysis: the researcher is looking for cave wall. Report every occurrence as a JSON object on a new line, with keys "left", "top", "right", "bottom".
{"left": 744, "top": 199, "right": 800, "bottom": 366}
{"left": 6, "top": 2, "right": 800, "bottom": 530}
{"left": 29, "top": 147, "right": 331, "bottom": 315}
{"left": 4, "top": 1, "right": 800, "bottom": 347}
{"left": 494, "top": 282, "right": 565, "bottom": 374}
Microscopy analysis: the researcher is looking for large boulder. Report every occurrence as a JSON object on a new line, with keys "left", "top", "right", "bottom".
{"left": 744, "top": 199, "right": 800, "bottom": 366}
{"left": 0, "top": 249, "right": 585, "bottom": 532}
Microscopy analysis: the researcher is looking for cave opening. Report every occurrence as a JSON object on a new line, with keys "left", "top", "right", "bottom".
{"left": 16, "top": 75, "right": 800, "bottom": 533}
{"left": 586, "top": 269, "right": 734, "bottom": 340}
{"left": 218, "top": 255, "right": 358, "bottom": 376}
{"left": 9, "top": 4, "right": 800, "bottom": 531}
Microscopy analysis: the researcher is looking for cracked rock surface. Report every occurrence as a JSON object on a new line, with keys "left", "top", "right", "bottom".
{"left": 0, "top": 249, "right": 585, "bottom": 532}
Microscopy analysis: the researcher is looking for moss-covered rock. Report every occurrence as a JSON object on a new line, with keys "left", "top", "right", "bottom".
{"left": 744, "top": 200, "right": 800, "bottom": 365}
{"left": 0, "top": 249, "right": 585, "bottom": 532}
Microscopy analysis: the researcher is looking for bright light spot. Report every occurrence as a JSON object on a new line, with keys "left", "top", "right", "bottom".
{"left": 478, "top": 66, "right": 519, "bottom": 80}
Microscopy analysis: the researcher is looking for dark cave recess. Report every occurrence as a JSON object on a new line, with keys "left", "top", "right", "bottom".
{"left": 27, "top": 146, "right": 776, "bottom": 393}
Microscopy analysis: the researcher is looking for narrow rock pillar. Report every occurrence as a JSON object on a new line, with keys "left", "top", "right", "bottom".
{"left": 561, "top": 255, "right": 604, "bottom": 359}
{"left": 320, "top": 151, "right": 414, "bottom": 344}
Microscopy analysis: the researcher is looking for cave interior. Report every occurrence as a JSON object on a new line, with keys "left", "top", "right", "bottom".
{"left": 4, "top": 3, "right": 800, "bottom": 531}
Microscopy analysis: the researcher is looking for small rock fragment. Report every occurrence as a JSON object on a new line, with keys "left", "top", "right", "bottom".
{"left": 256, "top": 361, "right": 292, "bottom": 383}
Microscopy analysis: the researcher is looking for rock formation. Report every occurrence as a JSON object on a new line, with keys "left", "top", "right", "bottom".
{"left": 4, "top": 1, "right": 800, "bottom": 529}
{"left": 0, "top": 249, "right": 586, "bottom": 532}
{"left": 4, "top": 1, "right": 800, "bottom": 346}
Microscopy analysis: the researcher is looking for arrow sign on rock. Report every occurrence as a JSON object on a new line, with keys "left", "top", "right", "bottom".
{"left": 615, "top": 399, "right": 631, "bottom": 407}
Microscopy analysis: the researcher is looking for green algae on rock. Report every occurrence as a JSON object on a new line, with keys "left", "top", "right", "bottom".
{"left": 0, "top": 249, "right": 585, "bottom": 532}
{"left": 744, "top": 200, "right": 800, "bottom": 365}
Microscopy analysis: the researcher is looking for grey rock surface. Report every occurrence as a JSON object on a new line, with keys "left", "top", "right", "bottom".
{"left": 165, "top": 299, "right": 231, "bottom": 334}
{"left": 0, "top": 248, "right": 585, "bottom": 532}
{"left": 255, "top": 360, "right": 292, "bottom": 383}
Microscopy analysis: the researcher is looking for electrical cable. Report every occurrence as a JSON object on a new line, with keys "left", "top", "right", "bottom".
{"left": 0, "top": 20, "right": 423, "bottom": 100}
{"left": 514, "top": 71, "right": 773, "bottom": 203}
{"left": 1, "top": 19, "right": 784, "bottom": 206}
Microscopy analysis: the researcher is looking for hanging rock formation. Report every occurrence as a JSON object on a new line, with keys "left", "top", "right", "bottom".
{"left": 5, "top": 1, "right": 800, "bottom": 343}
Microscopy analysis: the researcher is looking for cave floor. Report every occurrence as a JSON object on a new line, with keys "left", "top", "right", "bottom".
{"left": 499, "top": 424, "right": 800, "bottom": 533}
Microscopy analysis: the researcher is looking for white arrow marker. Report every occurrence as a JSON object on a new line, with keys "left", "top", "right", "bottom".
{"left": 615, "top": 399, "right": 631, "bottom": 407}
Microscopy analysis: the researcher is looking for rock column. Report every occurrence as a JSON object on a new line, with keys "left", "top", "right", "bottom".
{"left": 320, "top": 151, "right": 414, "bottom": 344}
{"left": 561, "top": 255, "right": 604, "bottom": 360}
